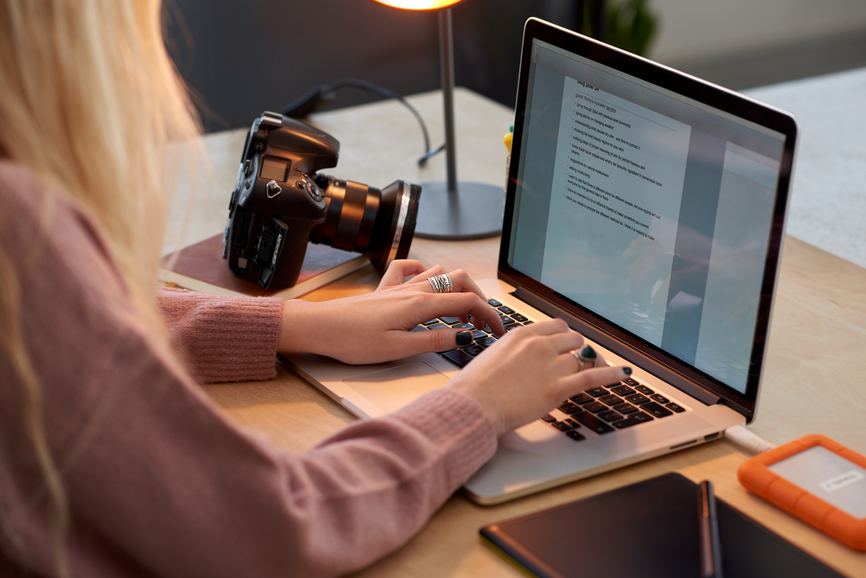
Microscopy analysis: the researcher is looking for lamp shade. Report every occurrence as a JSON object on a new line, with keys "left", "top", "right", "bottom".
{"left": 370, "top": 0, "right": 466, "bottom": 10}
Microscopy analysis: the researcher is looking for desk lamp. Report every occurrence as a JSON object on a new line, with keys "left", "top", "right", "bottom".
{"left": 371, "top": 0, "right": 505, "bottom": 240}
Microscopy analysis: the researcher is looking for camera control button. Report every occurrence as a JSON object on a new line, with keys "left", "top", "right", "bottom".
{"left": 298, "top": 178, "right": 324, "bottom": 201}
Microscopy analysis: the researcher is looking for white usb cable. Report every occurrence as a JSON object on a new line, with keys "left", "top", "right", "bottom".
{"left": 724, "top": 425, "right": 776, "bottom": 454}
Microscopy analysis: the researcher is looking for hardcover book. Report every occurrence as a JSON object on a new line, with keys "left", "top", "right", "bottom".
{"left": 159, "top": 233, "right": 368, "bottom": 299}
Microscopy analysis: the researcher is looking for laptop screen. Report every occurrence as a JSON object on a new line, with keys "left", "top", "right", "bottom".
{"left": 502, "top": 23, "right": 796, "bottom": 405}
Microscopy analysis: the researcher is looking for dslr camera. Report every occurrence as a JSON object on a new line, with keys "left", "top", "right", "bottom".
{"left": 223, "top": 112, "right": 421, "bottom": 289}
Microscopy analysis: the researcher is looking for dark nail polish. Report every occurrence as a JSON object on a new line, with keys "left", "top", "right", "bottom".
{"left": 623, "top": 367, "right": 632, "bottom": 376}
{"left": 456, "top": 331, "right": 473, "bottom": 346}
{"left": 579, "top": 345, "right": 597, "bottom": 360}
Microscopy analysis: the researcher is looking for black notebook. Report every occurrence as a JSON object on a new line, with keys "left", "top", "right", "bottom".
{"left": 480, "top": 473, "right": 845, "bottom": 578}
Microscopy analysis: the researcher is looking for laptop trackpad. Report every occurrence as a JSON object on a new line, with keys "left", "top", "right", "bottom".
{"left": 343, "top": 361, "right": 450, "bottom": 414}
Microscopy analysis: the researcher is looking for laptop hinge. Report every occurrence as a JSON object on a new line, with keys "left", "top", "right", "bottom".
{"left": 513, "top": 286, "right": 723, "bottom": 407}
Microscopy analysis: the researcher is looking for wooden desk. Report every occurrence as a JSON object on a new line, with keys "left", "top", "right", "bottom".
{"left": 172, "top": 89, "right": 866, "bottom": 577}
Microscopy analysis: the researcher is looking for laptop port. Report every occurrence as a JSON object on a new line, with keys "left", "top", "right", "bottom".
{"left": 670, "top": 439, "right": 698, "bottom": 451}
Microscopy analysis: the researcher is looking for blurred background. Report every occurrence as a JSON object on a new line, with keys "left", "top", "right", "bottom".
{"left": 165, "top": 0, "right": 866, "bottom": 133}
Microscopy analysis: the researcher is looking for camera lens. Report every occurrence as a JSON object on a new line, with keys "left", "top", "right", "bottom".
{"left": 310, "top": 176, "right": 421, "bottom": 272}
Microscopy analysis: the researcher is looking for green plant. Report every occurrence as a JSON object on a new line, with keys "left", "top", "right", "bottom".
{"left": 581, "top": 0, "right": 657, "bottom": 56}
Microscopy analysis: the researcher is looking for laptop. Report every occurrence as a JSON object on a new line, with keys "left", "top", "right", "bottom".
{"left": 283, "top": 17, "right": 798, "bottom": 505}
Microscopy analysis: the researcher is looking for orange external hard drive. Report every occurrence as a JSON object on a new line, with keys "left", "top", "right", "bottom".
{"left": 738, "top": 434, "right": 866, "bottom": 551}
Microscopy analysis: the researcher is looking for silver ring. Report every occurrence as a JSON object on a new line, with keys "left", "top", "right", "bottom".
{"left": 572, "top": 346, "right": 598, "bottom": 373}
{"left": 428, "top": 273, "right": 453, "bottom": 294}
{"left": 571, "top": 350, "right": 585, "bottom": 372}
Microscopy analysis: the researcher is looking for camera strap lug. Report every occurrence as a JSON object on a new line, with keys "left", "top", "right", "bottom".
{"left": 266, "top": 180, "right": 282, "bottom": 198}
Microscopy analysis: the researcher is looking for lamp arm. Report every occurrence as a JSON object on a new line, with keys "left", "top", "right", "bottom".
{"left": 438, "top": 8, "right": 458, "bottom": 193}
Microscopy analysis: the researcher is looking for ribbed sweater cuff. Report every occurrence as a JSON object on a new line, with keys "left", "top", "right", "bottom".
{"left": 158, "top": 288, "right": 283, "bottom": 384}
{"left": 393, "top": 388, "right": 498, "bottom": 489}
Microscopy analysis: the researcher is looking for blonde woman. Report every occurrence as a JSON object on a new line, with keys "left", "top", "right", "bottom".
{"left": 0, "top": 1, "right": 629, "bottom": 576}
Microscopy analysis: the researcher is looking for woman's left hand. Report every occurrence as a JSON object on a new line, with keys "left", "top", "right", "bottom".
{"left": 277, "top": 260, "right": 506, "bottom": 365}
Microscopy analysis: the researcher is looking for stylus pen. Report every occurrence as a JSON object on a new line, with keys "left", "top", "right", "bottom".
{"left": 699, "top": 480, "right": 723, "bottom": 578}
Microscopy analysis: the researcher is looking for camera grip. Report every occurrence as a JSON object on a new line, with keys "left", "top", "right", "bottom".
{"left": 264, "top": 216, "right": 321, "bottom": 289}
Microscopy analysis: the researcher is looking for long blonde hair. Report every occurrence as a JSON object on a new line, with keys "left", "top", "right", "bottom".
{"left": 0, "top": 0, "right": 202, "bottom": 574}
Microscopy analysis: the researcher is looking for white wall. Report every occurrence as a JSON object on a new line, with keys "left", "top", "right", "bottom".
{"left": 649, "top": 0, "right": 866, "bottom": 64}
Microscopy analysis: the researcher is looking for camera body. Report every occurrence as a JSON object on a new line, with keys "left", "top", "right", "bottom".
{"left": 223, "top": 112, "right": 420, "bottom": 289}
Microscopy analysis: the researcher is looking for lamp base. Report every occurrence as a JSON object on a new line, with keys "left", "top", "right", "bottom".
{"left": 414, "top": 181, "right": 504, "bottom": 240}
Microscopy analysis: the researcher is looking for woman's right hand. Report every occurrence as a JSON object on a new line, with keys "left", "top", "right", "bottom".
{"left": 446, "top": 319, "right": 630, "bottom": 437}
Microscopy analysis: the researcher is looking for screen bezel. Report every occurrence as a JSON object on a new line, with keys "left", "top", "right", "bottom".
{"left": 498, "top": 18, "right": 799, "bottom": 418}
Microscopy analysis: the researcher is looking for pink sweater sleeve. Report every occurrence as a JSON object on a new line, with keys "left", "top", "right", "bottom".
{"left": 0, "top": 162, "right": 498, "bottom": 578}
{"left": 156, "top": 288, "right": 283, "bottom": 383}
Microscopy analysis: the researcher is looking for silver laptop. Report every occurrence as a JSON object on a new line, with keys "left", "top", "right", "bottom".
{"left": 284, "top": 17, "right": 798, "bottom": 505}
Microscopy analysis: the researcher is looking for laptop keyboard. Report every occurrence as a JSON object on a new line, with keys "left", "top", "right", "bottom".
{"left": 413, "top": 298, "right": 688, "bottom": 442}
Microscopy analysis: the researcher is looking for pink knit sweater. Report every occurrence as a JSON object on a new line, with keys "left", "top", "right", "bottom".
{"left": 0, "top": 162, "right": 497, "bottom": 577}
